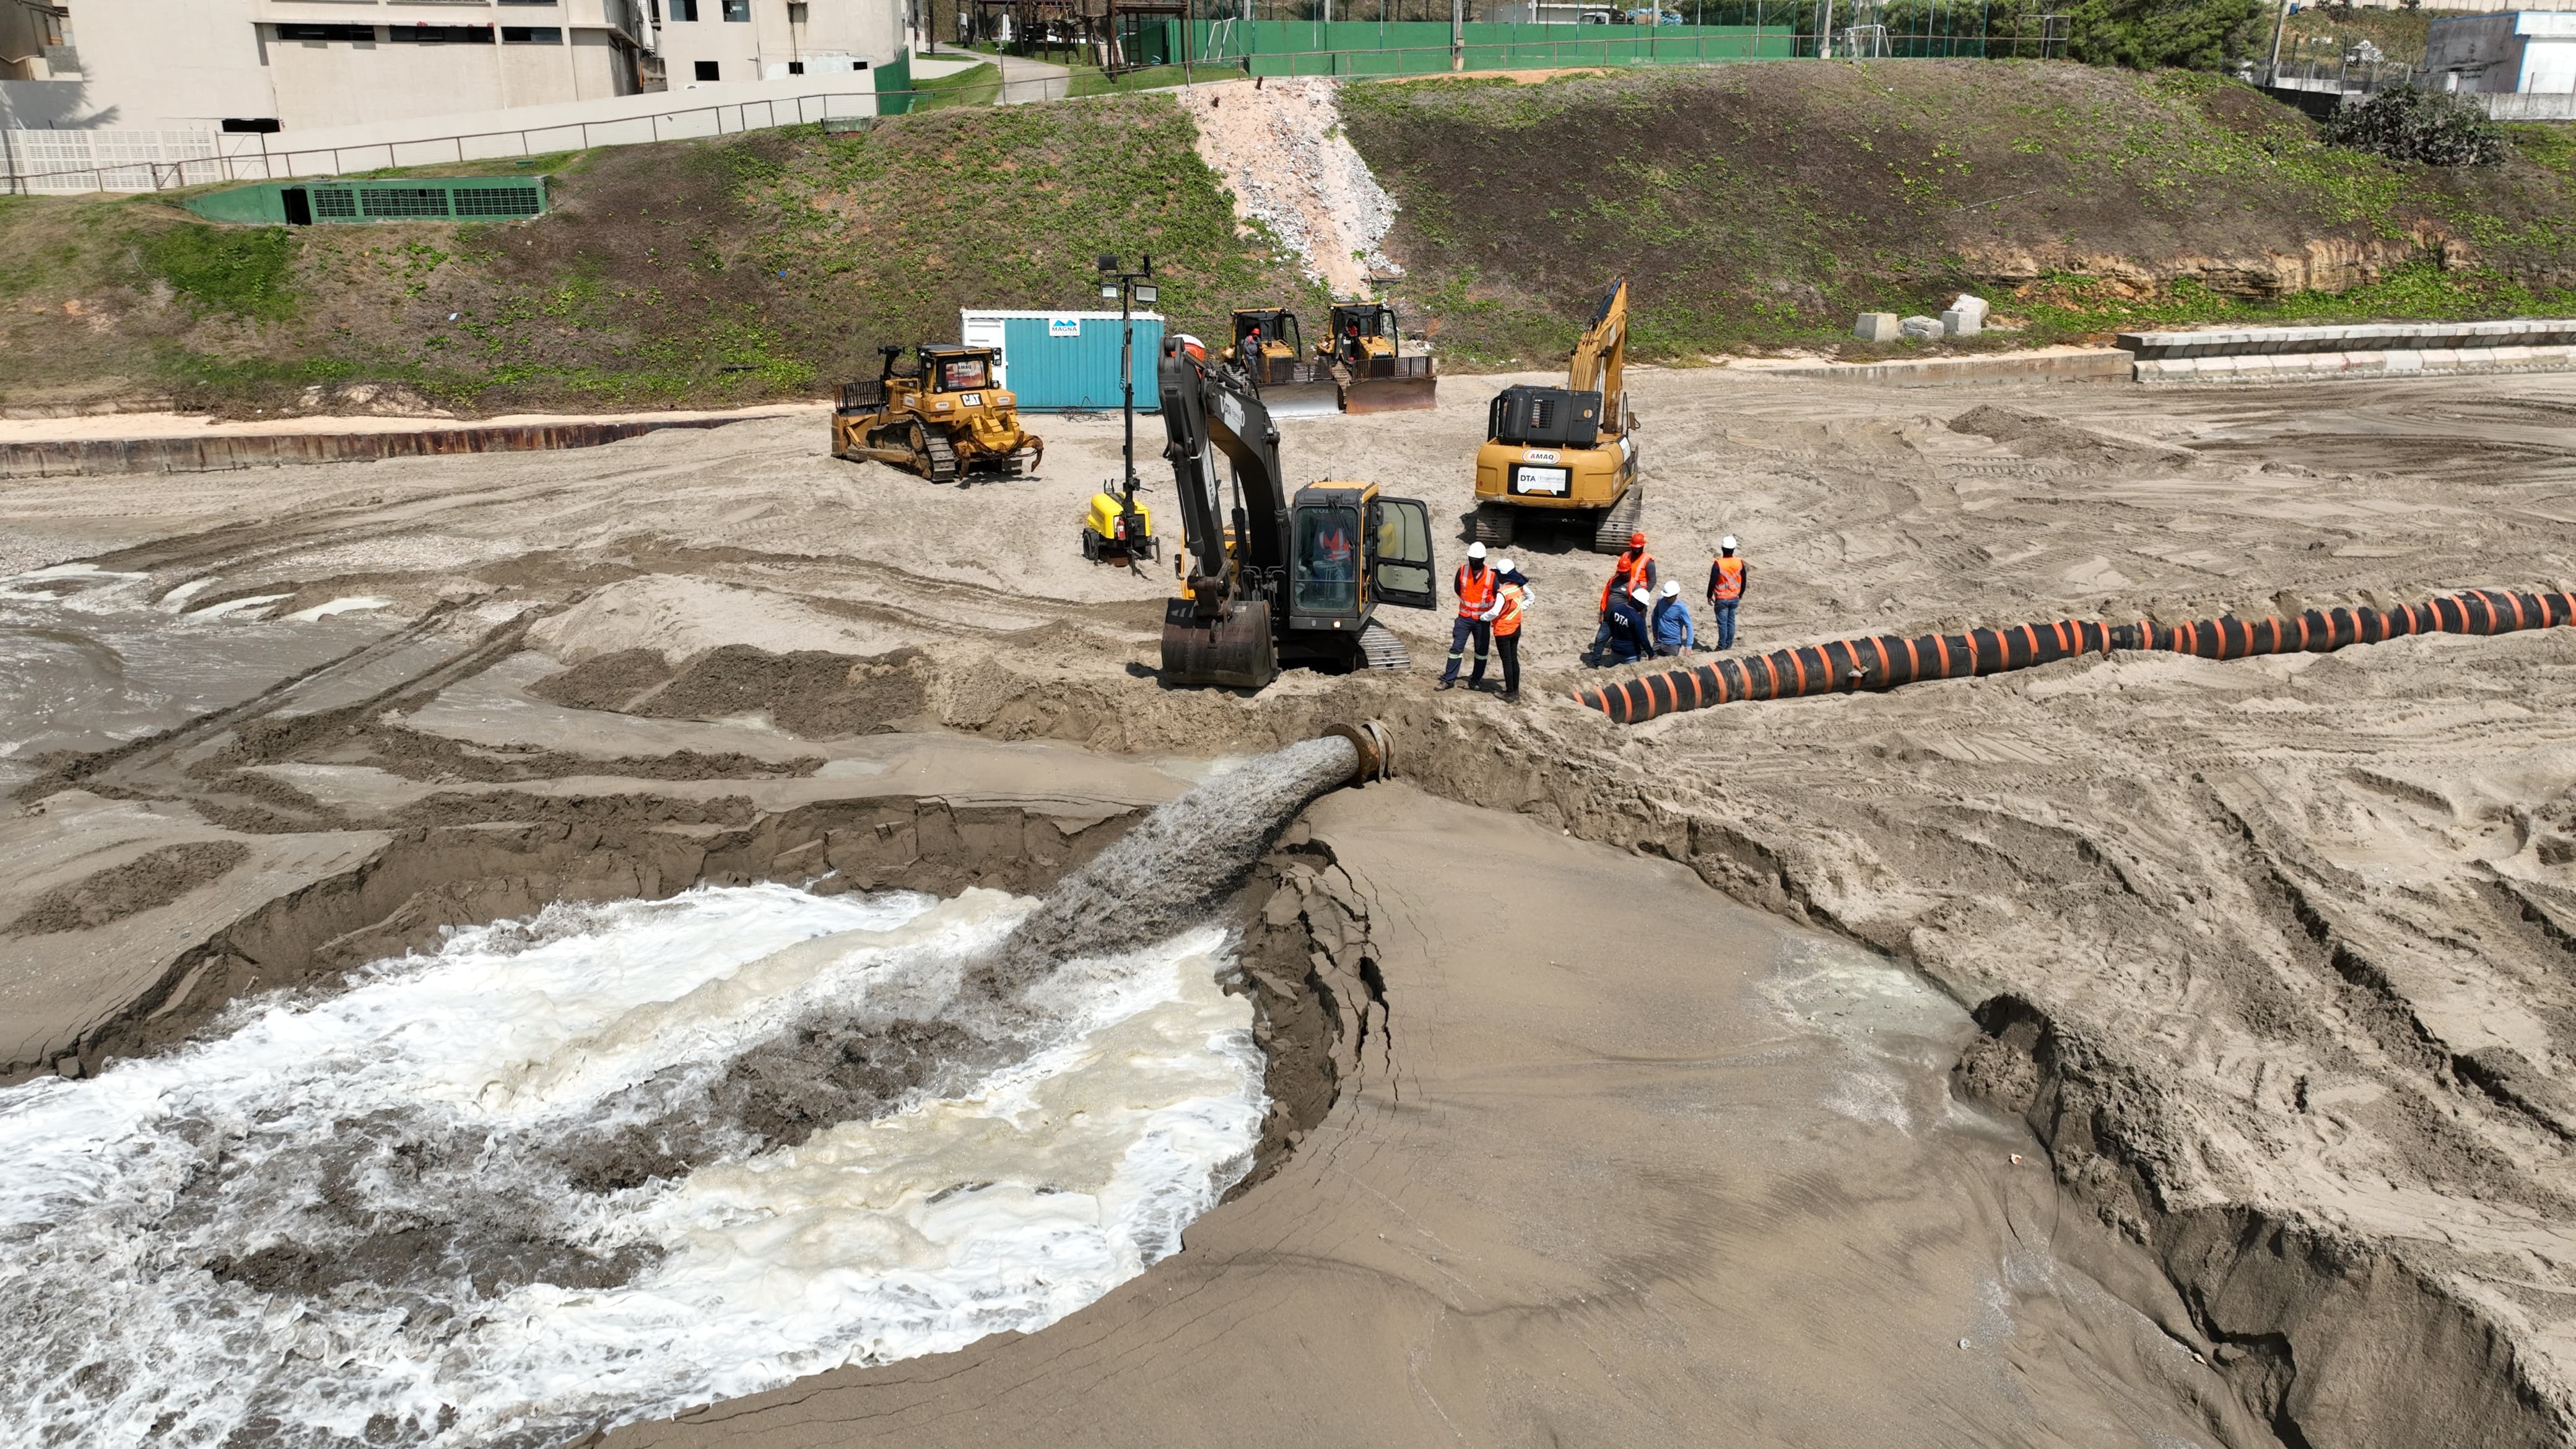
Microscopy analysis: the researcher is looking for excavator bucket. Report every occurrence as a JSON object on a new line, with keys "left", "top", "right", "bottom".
{"left": 1161, "top": 598, "right": 1279, "bottom": 689}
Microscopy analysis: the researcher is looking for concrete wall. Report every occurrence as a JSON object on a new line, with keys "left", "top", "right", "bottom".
{"left": 52, "top": 0, "right": 276, "bottom": 126}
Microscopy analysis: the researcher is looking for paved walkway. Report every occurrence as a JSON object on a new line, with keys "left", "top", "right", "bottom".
{"left": 993, "top": 54, "right": 1071, "bottom": 105}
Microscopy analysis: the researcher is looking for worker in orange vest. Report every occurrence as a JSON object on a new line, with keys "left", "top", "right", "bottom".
{"left": 1586, "top": 531, "right": 1656, "bottom": 664}
{"left": 1490, "top": 557, "right": 1532, "bottom": 702}
{"left": 1705, "top": 534, "right": 1748, "bottom": 650}
{"left": 1438, "top": 541, "right": 1499, "bottom": 690}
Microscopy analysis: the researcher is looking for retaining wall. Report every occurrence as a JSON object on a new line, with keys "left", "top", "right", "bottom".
{"left": 2120, "top": 318, "right": 2576, "bottom": 386}
{"left": 0, "top": 417, "right": 744, "bottom": 480}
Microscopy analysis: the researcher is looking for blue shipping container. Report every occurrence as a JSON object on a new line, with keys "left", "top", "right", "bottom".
{"left": 960, "top": 310, "right": 1165, "bottom": 412}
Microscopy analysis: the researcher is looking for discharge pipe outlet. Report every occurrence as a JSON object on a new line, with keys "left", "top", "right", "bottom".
{"left": 1573, "top": 588, "right": 2576, "bottom": 726}
{"left": 1321, "top": 720, "right": 1395, "bottom": 783}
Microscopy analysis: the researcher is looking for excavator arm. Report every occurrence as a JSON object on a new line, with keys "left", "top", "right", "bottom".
{"left": 1158, "top": 339, "right": 1291, "bottom": 607}
{"left": 1157, "top": 340, "right": 1292, "bottom": 689}
{"left": 1565, "top": 277, "right": 1629, "bottom": 433}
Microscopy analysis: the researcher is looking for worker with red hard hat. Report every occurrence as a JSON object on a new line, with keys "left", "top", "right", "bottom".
{"left": 1586, "top": 531, "right": 1657, "bottom": 665}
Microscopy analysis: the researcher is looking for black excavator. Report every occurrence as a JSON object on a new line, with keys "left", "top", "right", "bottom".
{"left": 1156, "top": 337, "right": 1440, "bottom": 689}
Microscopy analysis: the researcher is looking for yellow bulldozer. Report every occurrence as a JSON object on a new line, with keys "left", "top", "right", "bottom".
{"left": 1320, "top": 300, "right": 1437, "bottom": 414}
{"left": 832, "top": 342, "right": 1042, "bottom": 484}
{"left": 1223, "top": 308, "right": 1340, "bottom": 419}
{"left": 1470, "top": 278, "right": 1640, "bottom": 552}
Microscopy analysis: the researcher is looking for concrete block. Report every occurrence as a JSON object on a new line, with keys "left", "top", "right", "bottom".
{"left": 2385, "top": 349, "right": 2425, "bottom": 372}
{"left": 1900, "top": 315, "right": 1943, "bottom": 340}
{"left": 1853, "top": 312, "right": 1901, "bottom": 342}
{"left": 1943, "top": 294, "right": 1989, "bottom": 336}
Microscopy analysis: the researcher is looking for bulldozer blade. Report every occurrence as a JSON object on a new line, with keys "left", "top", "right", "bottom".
{"left": 1339, "top": 375, "right": 1438, "bottom": 414}
{"left": 1257, "top": 380, "right": 1344, "bottom": 420}
{"left": 1161, "top": 597, "right": 1278, "bottom": 689}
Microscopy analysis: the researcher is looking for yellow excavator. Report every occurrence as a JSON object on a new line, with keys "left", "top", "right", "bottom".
{"left": 1223, "top": 308, "right": 1340, "bottom": 419}
{"left": 1471, "top": 278, "right": 1641, "bottom": 552}
{"left": 832, "top": 342, "right": 1042, "bottom": 483}
{"left": 1156, "top": 336, "right": 1440, "bottom": 688}
{"left": 1321, "top": 300, "right": 1437, "bottom": 413}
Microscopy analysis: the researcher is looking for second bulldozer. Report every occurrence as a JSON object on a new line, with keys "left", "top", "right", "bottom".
{"left": 832, "top": 342, "right": 1042, "bottom": 483}
{"left": 1320, "top": 300, "right": 1437, "bottom": 414}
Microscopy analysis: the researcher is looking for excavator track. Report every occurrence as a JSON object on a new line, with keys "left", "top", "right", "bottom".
{"left": 1593, "top": 481, "right": 1647, "bottom": 554}
{"left": 1471, "top": 504, "right": 1516, "bottom": 547}
{"left": 1359, "top": 620, "right": 1411, "bottom": 671}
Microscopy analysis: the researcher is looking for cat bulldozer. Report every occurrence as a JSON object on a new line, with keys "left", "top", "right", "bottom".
{"left": 1157, "top": 337, "right": 1440, "bottom": 689}
{"left": 1223, "top": 308, "right": 1340, "bottom": 420}
{"left": 832, "top": 342, "right": 1042, "bottom": 483}
{"left": 1471, "top": 277, "right": 1641, "bottom": 553}
{"left": 1321, "top": 300, "right": 1437, "bottom": 414}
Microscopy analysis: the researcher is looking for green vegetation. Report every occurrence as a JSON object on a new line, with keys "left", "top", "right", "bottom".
{"left": 1341, "top": 61, "right": 2576, "bottom": 365}
{"left": 913, "top": 61, "right": 1006, "bottom": 110}
{"left": 141, "top": 225, "right": 298, "bottom": 320}
{"left": 1, "top": 61, "right": 2567, "bottom": 413}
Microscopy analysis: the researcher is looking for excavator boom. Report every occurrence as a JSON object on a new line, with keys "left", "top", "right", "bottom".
{"left": 1157, "top": 342, "right": 1291, "bottom": 687}
{"left": 1565, "top": 278, "right": 1628, "bottom": 430}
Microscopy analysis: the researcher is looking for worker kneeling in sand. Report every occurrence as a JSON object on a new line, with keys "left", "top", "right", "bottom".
{"left": 1490, "top": 557, "right": 1531, "bottom": 702}
{"left": 1707, "top": 535, "right": 1748, "bottom": 651}
{"left": 1586, "top": 531, "right": 1658, "bottom": 664}
{"left": 1650, "top": 578, "right": 1696, "bottom": 656}
{"left": 1603, "top": 585, "right": 1655, "bottom": 666}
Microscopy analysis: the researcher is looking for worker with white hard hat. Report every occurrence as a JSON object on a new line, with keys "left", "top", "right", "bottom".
{"left": 1490, "top": 556, "right": 1533, "bottom": 702}
{"left": 1650, "top": 576, "right": 1697, "bottom": 656}
{"left": 1706, "top": 534, "right": 1749, "bottom": 651}
{"left": 1438, "top": 541, "right": 1499, "bottom": 691}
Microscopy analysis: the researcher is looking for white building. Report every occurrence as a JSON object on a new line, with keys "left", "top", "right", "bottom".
{"left": 651, "top": 0, "right": 897, "bottom": 89}
{"left": 2424, "top": 9, "right": 2576, "bottom": 94}
{"left": 1, "top": 0, "right": 897, "bottom": 134}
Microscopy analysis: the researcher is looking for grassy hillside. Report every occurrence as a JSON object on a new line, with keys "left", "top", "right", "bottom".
{"left": 2, "top": 61, "right": 2570, "bottom": 415}
{"left": 1343, "top": 60, "right": 2576, "bottom": 365}
{"left": 0, "top": 96, "right": 1320, "bottom": 416}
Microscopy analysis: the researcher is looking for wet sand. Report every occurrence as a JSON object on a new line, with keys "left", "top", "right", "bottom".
{"left": 4, "top": 367, "right": 2574, "bottom": 1443}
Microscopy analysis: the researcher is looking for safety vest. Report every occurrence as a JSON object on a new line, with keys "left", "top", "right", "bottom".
{"left": 1599, "top": 549, "right": 1654, "bottom": 612}
{"left": 1320, "top": 526, "right": 1353, "bottom": 564}
{"left": 1492, "top": 581, "right": 1527, "bottom": 637}
{"left": 1455, "top": 562, "right": 1497, "bottom": 618}
{"left": 1712, "top": 555, "right": 1744, "bottom": 601}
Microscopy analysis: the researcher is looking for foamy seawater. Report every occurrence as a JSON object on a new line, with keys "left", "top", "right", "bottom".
{"left": 0, "top": 884, "right": 1264, "bottom": 1447}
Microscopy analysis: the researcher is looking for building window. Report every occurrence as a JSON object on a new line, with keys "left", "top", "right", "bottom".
{"left": 694, "top": 59, "right": 720, "bottom": 80}
{"left": 386, "top": 24, "right": 497, "bottom": 43}
{"left": 496, "top": 0, "right": 558, "bottom": 5}
{"left": 276, "top": 23, "right": 378, "bottom": 42}
{"left": 787, "top": 59, "right": 804, "bottom": 74}
{"left": 502, "top": 26, "right": 564, "bottom": 42}
{"left": 722, "top": 0, "right": 749, "bottom": 19}
{"left": 669, "top": 0, "right": 698, "bottom": 18}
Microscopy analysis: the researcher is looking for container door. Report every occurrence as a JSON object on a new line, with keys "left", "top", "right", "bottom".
{"left": 961, "top": 314, "right": 1007, "bottom": 389}
{"left": 281, "top": 188, "right": 313, "bottom": 226}
{"left": 1370, "top": 496, "right": 1437, "bottom": 610}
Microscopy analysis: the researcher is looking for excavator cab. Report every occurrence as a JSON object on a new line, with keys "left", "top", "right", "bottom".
{"left": 1286, "top": 482, "right": 1437, "bottom": 631}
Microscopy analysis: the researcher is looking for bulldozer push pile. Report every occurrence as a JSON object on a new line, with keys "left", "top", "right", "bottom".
{"left": 1473, "top": 279, "right": 1642, "bottom": 553}
{"left": 832, "top": 342, "right": 1043, "bottom": 484}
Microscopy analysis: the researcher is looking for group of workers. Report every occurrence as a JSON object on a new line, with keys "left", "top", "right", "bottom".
{"left": 1587, "top": 530, "right": 1749, "bottom": 667}
{"left": 1433, "top": 531, "right": 1749, "bottom": 700}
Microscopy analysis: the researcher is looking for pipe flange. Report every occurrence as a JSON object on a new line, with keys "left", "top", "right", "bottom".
{"left": 1322, "top": 720, "right": 1393, "bottom": 784}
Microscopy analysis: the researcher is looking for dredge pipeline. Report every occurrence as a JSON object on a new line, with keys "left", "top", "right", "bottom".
{"left": 1575, "top": 588, "right": 2576, "bottom": 725}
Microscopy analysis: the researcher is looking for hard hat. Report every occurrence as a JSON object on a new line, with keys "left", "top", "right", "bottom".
{"left": 1720, "top": 534, "right": 1739, "bottom": 552}
{"left": 1629, "top": 531, "right": 1647, "bottom": 547}
{"left": 1495, "top": 557, "right": 1516, "bottom": 575}
{"left": 1630, "top": 586, "right": 1651, "bottom": 606}
{"left": 1661, "top": 578, "right": 1681, "bottom": 597}
{"left": 1467, "top": 541, "right": 1486, "bottom": 559}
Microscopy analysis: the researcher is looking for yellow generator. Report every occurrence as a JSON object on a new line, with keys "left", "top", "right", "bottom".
{"left": 1471, "top": 278, "right": 1639, "bottom": 552}
{"left": 1081, "top": 487, "right": 1157, "bottom": 564}
{"left": 832, "top": 342, "right": 1042, "bottom": 484}
{"left": 1321, "top": 300, "right": 1436, "bottom": 414}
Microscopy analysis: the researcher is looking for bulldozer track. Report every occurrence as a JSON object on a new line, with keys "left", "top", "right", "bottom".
{"left": 922, "top": 429, "right": 960, "bottom": 483}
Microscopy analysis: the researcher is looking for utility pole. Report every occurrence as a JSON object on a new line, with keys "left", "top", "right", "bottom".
{"left": 1451, "top": 0, "right": 1463, "bottom": 70}
{"left": 2264, "top": 0, "right": 2292, "bottom": 85}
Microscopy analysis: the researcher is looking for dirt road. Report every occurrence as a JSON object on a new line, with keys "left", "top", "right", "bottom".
{"left": 4, "top": 368, "right": 2572, "bottom": 1445}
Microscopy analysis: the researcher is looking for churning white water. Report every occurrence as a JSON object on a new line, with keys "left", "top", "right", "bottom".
{"left": 0, "top": 884, "right": 1264, "bottom": 1448}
